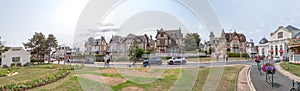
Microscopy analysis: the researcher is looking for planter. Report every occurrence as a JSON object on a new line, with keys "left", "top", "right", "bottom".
{"left": 266, "top": 70, "right": 275, "bottom": 74}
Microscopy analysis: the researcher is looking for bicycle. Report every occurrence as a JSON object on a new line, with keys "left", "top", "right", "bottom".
{"left": 290, "top": 80, "right": 300, "bottom": 91}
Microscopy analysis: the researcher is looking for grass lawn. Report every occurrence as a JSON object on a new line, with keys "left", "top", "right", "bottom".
{"left": 1, "top": 64, "right": 243, "bottom": 91}
{"left": 280, "top": 62, "right": 300, "bottom": 77}
{"left": 0, "top": 64, "right": 71, "bottom": 86}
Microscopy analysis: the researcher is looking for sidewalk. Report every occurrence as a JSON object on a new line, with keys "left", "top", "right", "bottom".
{"left": 237, "top": 65, "right": 255, "bottom": 91}
{"left": 274, "top": 62, "right": 300, "bottom": 82}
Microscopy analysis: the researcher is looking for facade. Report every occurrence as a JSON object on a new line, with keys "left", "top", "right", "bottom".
{"left": 1, "top": 47, "right": 31, "bottom": 67}
{"left": 155, "top": 28, "right": 183, "bottom": 53}
{"left": 257, "top": 38, "right": 269, "bottom": 56}
{"left": 56, "top": 45, "right": 72, "bottom": 60}
{"left": 245, "top": 39, "right": 257, "bottom": 57}
{"left": 205, "top": 29, "right": 247, "bottom": 56}
{"left": 257, "top": 25, "right": 300, "bottom": 58}
{"left": 269, "top": 25, "right": 299, "bottom": 57}
{"left": 84, "top": 36, "right": 107, "bottom": 55}
{"left": 93, "top": 36, "right": 107, "bottom": 55}
{"left": 221, "top": 30, "right": 247, "bottom": 54}
{"left": 133, "top": 34, "right": 155, "bottom": 50}
{"left": 109, "top": 34, "right": 154, "bottom": 56}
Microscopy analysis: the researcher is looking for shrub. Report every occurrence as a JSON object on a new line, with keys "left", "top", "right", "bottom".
{"left": 226, "top": 53, "right": 248, "bottom": 57}
{"left": 2, "top": 65, "right": 9, "bottom": 68}
{"left": 23, "top": 62, "right": 31, "bottom": 66}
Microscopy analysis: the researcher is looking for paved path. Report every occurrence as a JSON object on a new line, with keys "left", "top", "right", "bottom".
{"left": 250, "top": 61, "right": 293, "bottom": 91}
{"left": 237, "top": 65, "right": 252, "bottom": 91}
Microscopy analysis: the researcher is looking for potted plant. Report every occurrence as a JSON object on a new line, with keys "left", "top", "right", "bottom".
{"left": 0, "top": 86, "right": 3, "bottom": 91}
{"left": 254, "top": 57, "right": 260, "bottom": 63}
{"left": 262, "top": 63, "right": 276, "bottom": 74}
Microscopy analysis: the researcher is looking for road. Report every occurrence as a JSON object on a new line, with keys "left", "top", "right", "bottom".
{"left": 82, "top": 60, "right": 252, "bottom": 68}
{"left": 250, "top": 61, "right": 293, "bottom": 91}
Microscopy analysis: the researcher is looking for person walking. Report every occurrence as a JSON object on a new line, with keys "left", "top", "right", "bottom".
{"left": 106, "top": 55, "right": 111, "bottom": 67}
{"left": 104, "top": 55, "right": 108, "bottom": 67}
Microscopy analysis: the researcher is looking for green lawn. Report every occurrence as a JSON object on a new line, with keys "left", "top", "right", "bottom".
{"left": 0, "top": 64, "right": 71, "bottom": 86}
{"left": 280, "top": 62, "right": 300, "bottom": 77}
{"left": 1, "top": 64, "right": 243, "bottom": 91}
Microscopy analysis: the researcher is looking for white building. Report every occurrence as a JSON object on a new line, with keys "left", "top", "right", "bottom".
{"left": 257, "top": 38, "right": 269, "bottom": 56}
{"left": 258, "top": 25, "right": 300, "bottom": 57}
{"left": 1, "top": 47, "right": 31, "bottom": 67}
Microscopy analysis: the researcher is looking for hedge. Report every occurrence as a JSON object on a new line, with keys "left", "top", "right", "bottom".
{"left": 226, "top": 53, "right": 248, "bottom": 57}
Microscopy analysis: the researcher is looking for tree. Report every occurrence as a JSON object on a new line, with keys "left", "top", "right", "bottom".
{"left": 0, "top": 36, "right": 4, "bottom": 54}
{"left": 23, "top": 32, "right": 58, "bottom": 64}
{"left": 183, "top": 33, "right": 201, "bottom": 51}
{"left": 128, "top": 47, "right": 145, "bottom": 62}
{"left": 46, "top": 34, "right": 58, "bottom": 64}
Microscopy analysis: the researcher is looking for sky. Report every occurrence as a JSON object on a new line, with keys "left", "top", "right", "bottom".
{"left": 1, "top": 0, "right": 300, "bottom": 47}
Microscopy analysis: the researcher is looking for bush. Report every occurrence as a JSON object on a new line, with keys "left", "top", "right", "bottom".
{"left": 160, "top": 56, "right": 172, "bottom": 60}
{"left": 2, "top": 65, "right": 9, "bottom": 68}
{"left": 95, "top": 55, "right": 105, "bottom": 62}
{"left": 226, "top": 53, "right": 248, "bottom": 57}
{"left": 23, "top": 62, "right": 31, "bottom": 66}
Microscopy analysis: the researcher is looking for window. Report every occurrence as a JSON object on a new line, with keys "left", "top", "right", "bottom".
{"left": 275, "top": 46, "right": 278, "bottom": 56}
{"left": 12, "top": 57, "right": 20, "bottom": 63}
{"left": 262, "top": 48, "right": 265, "bottom": 55}
{"left": 278, "top": 32, "right": 283, "bottom": 39}
{"left": 233, "top": 42, "right": 238, "bottom": 47}
{"left": 160, "top": 34, "right": 164, "bottom": 37}
{"left": 160, "top": 40, "right": 165, "bottom": 45}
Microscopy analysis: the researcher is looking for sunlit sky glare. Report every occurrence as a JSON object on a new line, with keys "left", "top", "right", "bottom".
{"left": 1, "top": 0, "right": 300, "bottom": 47}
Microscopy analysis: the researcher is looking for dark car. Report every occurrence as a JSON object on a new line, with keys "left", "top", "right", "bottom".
{"left": 144, "top": 57, "right": 162, "bottom": 65}
{"left": 167, "top": 56, "right": 186, "bottom": 65}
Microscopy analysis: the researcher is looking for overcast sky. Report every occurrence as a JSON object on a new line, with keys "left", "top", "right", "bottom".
{"left": 1, "top": 0, "right": 300, "bottom": 47}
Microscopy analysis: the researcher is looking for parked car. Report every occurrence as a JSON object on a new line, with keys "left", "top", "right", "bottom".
{"left": 283, "top": 56, "right": 289, "bottom": 61}
{"left": 273, "top": 56, "right": 280, "bottom": 62}
{"left": 143, "top": 57, "right": 162, "bottom": 65}
{"left": 85, "top": 58, "right": 94, "bottom": 64}
{"left": 167, "top": 56, "right": 186, "bottom": 65}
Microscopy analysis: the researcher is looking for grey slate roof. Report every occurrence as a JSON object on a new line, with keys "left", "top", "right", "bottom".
{"left": 259, "top": 38, "right": 268, "bottom": 44}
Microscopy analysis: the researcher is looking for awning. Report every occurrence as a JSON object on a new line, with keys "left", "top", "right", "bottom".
{"left": 279, "top": 50, "right": 284, "bottom": 53}
{"left": 269, "top": 50, "right": 274, "bottom": 52}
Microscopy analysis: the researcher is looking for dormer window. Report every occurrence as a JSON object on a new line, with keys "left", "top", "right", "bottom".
{"left": 278, "top": 32, "right": 283, "bottom": 39}
{"left": 161, "top": 34, "right": 164, "bottom": 37}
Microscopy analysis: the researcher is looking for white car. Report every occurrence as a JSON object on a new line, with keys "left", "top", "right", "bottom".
{"left": 273, "top": 56, "right": 280, "bottom": 62}
{"left": 167, "top": 56, "right": 187, "bottom": 65}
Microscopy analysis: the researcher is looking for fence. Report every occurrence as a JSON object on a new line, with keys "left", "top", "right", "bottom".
{"left": 290, "top": 54, "right": 300, "bottom": 64}
{"left": 142, "top": 53, "right": 207, "bottom": 58}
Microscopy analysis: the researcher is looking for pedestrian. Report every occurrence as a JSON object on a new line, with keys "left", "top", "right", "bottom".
{"left": 104, "top": 55, "right": 108, "bottom": 67}
{"left": 225, "top": 55, "right": 228, "bottom": 61}
{"left": 107, "top": 55, "right": 110, "bottom": 67}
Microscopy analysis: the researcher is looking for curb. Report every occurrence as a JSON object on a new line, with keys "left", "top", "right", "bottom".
{"left": 237, "top": 65, "right": 256, "bottom": 91}
{"left": 275, "top": 62, "right": 300, "bottom": 82}
{"left": 247, "top": 65, "right": 256, "bottom": 91}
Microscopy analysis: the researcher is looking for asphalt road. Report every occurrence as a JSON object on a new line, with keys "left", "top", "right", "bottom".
{"left": 82, "top": 60, "right": 252, "bottom": 68}
{"left": 250, "top": 61, "right": 293, "bottom": 91}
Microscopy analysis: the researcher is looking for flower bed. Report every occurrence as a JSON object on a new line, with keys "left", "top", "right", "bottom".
{"left": 262, "top": 63, "right": 276, "bottom": 74}
{"left": 0, "top": 67, "right": 17, "bottom": 77}
{"left": 0, "top": 69, "right": 70, "bottom": 91}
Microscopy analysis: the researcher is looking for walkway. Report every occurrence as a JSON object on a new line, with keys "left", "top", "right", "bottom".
{"left": 250, "top": 61, "right": 293, "bottom": 91}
